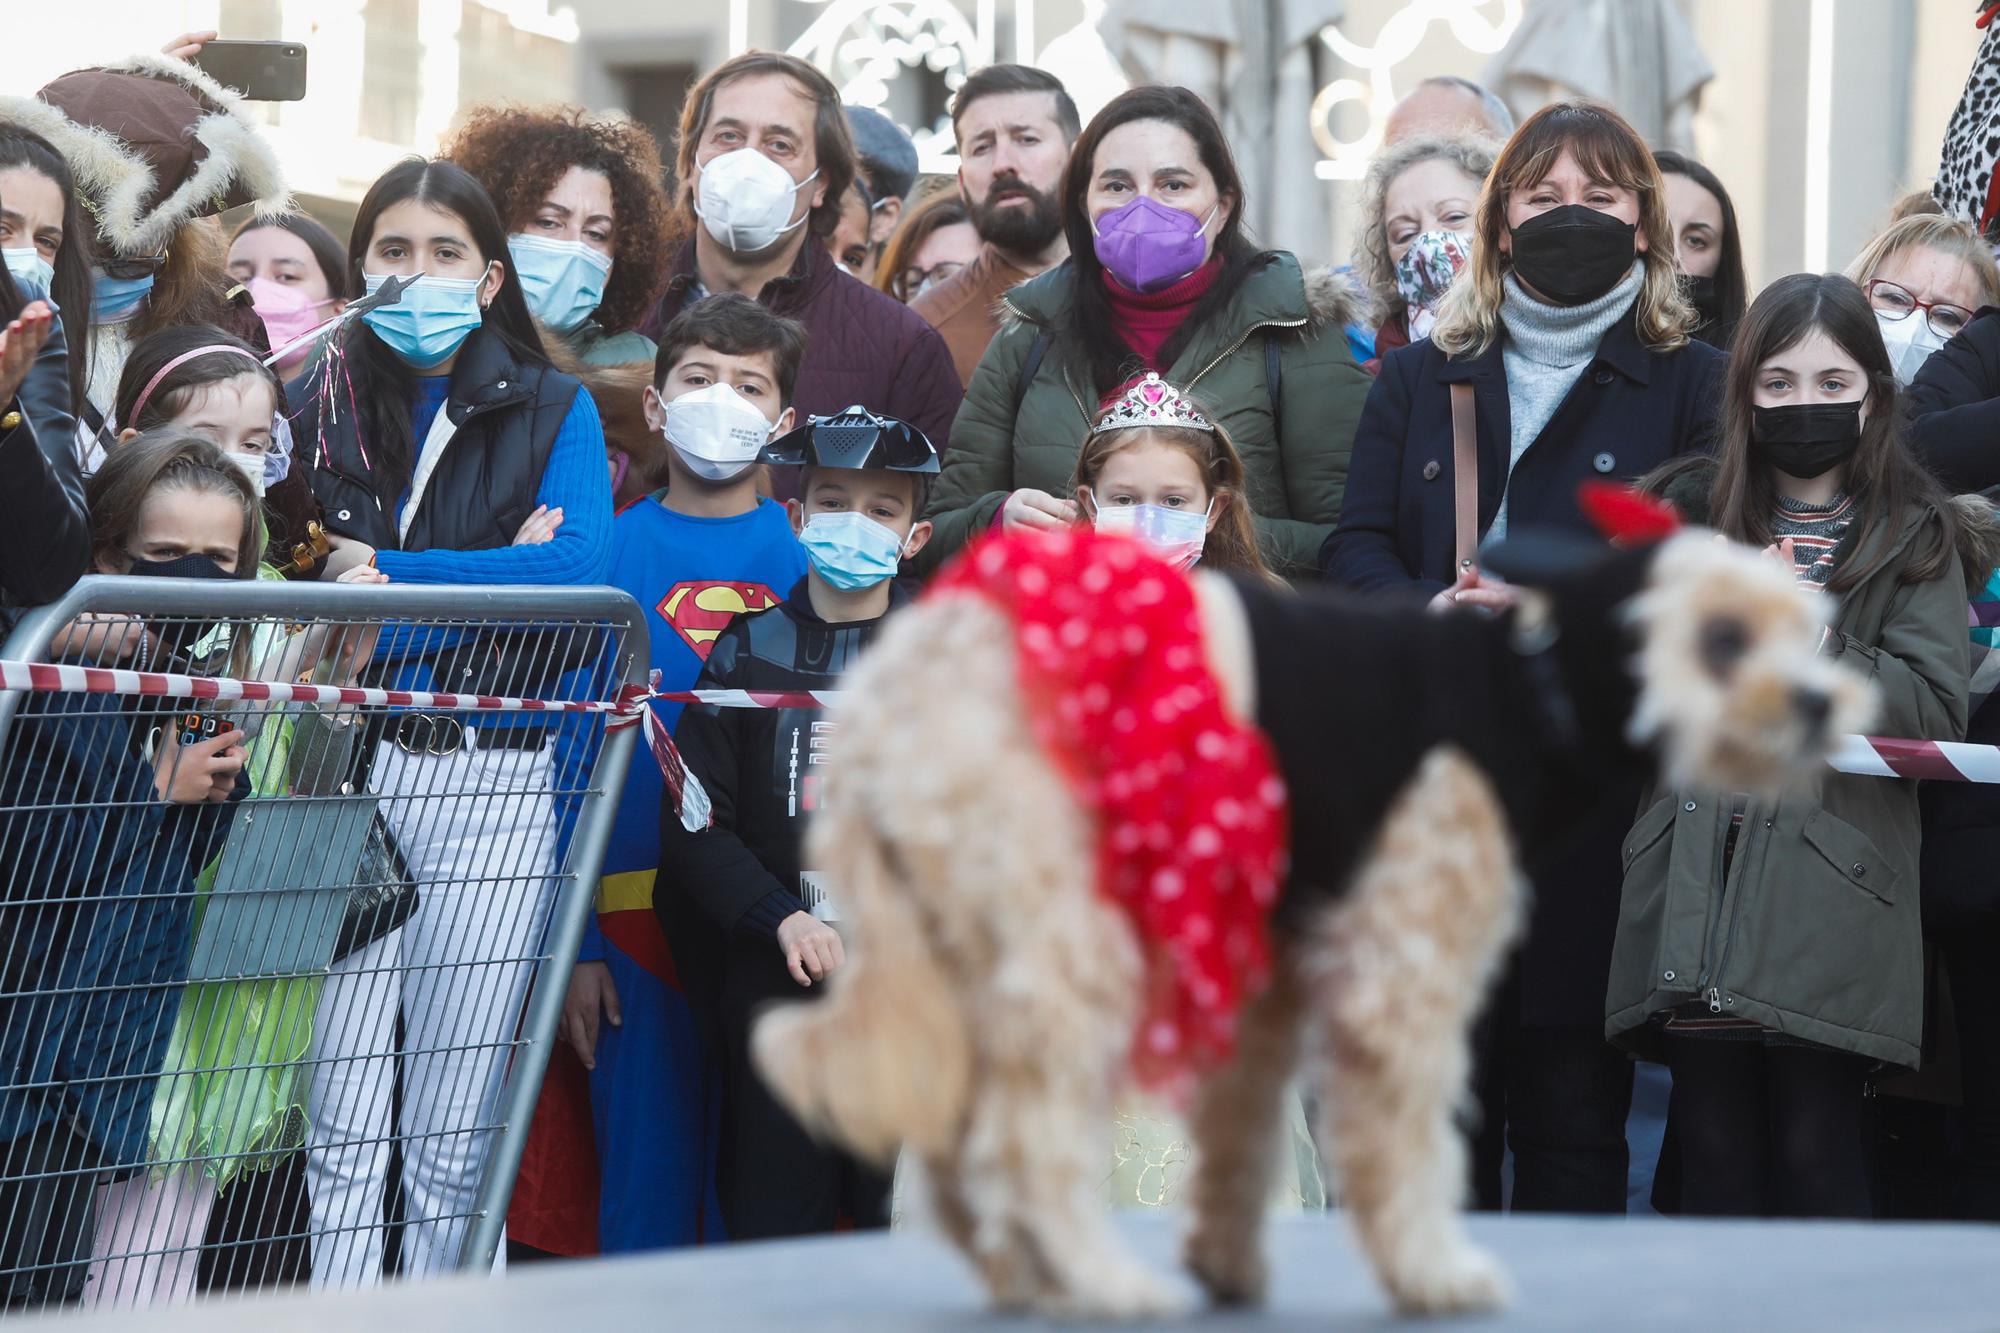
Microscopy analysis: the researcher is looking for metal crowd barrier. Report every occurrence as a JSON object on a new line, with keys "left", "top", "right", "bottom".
{"left": 0, "top": 577, "right": 644, "bottom": 1311}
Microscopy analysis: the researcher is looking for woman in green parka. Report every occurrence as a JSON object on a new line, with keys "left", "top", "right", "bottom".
{"left": 922, "top": 85, "right": 1370, "bottom": 579}
{"left": 1617, "top": 273, "right": 1974, "bottom": 1218}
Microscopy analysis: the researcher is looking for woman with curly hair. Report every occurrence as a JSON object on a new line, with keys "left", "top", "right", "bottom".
{"left": 446, "top": 105, "right": 675, "bottom": 366}
{"left": 1353, "top": 132, "right": 1498, "bottom": 371}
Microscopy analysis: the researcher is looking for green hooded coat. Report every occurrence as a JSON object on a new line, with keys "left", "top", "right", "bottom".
{"left": 1607, "top": 464, "right": 1971, "bottom": 1070}
{"left": 921, "top": 253, "right": 1370, "bottom": 578}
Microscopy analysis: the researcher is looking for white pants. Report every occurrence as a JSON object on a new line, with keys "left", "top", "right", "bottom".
{"left": 303, "top": 737, "right": 557, "bottom": 1288}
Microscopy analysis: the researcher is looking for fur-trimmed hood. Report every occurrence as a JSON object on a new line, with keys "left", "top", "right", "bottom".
{"left": 1, "top": 52, "right": 288, "bottom": 257}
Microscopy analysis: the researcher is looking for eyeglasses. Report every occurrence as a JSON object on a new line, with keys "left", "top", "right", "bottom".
{"left": 1866, "top": 279, "right": 1973, "bottom": 340}
{"left": 895, "top": 260, "right": 964, "bottom": 300}
{"left": 97, "top": 253, "right": 168, "bottom": 281}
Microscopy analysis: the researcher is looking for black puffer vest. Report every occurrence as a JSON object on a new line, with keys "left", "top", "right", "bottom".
{"left": 293, "top": 327, "right": 580, "bottom": 552}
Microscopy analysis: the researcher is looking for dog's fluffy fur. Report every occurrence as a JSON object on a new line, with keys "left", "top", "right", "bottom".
{"left": 755, "top": 532, "right": 1872, "bottom": 1319}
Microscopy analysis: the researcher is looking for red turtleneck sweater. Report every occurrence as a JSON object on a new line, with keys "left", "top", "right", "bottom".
{"left": 1102, "top": 257, "right": 1223, "bottom": 370}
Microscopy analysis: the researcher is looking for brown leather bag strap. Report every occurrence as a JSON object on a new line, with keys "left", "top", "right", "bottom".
{"left": 1450, "top": 381, "right": 1478, "bottom": 573}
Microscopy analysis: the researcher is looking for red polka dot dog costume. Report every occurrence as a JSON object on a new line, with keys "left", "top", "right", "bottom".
{"left": 753, "top": 462, "right": 1869, "bottom": 1319}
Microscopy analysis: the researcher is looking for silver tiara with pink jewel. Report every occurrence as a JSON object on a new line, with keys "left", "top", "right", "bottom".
{"left": 1093, "top": 371, "right": 1215, "bottom": 434}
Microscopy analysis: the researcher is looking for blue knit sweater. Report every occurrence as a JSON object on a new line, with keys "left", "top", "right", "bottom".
{"left": 373, "top": 375, "right": 612, "bottom": 586}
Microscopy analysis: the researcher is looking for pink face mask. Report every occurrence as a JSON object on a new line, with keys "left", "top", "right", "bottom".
{"left": 1091, "top": 196, "right": 1219, "bottom": 293}
{"left": 247, "top": 276, "right": 335, "bottom": 352}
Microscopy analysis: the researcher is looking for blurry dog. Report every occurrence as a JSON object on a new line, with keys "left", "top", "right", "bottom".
{"left": 753, "top": 514, "right": 1873, "bottom": 1320}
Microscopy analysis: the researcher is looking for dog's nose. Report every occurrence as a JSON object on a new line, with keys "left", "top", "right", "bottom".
{"left": 1792, "top": 686, "right": 1832, "bottom": 734}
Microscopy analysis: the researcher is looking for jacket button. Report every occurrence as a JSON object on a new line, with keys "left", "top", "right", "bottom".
{"left": 1684, "top": 800, "right": 1697, "bottom": 812}
{"left": 1593, "top": 452, "right": 1616, "bottom": 473}
{"left": 1422, "top": 459, "right": 1441, "bottom": 481}
{"left": 337, "top": 509, "right": 351, "bottom": 521}
{"left": 496, "top": 379, "right": 508, "bottom": 389}
{"left": 1593, "top": 369, "right": 1614, "bottom": 385}
{"left": 1852, "top": 863, "right": 1867, "bottom": 877}
{"left": 1663, "top": 969, "right": 1676, "bottom": 982}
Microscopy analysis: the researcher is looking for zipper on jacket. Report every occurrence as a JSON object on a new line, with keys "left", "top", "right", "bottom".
{"left": 1699, "top": 803, "right": 1766, "bottom": 1014}
{"left": 1186, "top": 317, "right": 1308, "bottom": 392}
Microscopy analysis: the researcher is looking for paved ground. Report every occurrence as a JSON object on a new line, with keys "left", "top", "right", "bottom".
{"left": 31, "top": 1211, "right": 2000, "bottom": 1331}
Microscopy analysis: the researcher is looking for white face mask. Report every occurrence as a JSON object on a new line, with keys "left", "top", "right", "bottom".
{"left": 663, "top": 381, "right": 777, "bottom": 482}
{"left": 227, "top": 447, "right": 268, "bottom": 499}
{"left": 1876, "top": 310, "right": 1948, "bottom": 386}
{"left": 1092, "top": 498, "right": 1211, "bottom": 570}
{"left": 694, "top": 148, "right": 819, "bottom": 254}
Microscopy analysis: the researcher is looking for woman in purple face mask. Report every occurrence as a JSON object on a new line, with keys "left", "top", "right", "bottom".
{"left": 922, "top": 85, "right": 1372, "bottom": 581}
{"left": 227, "top": 213, "right": 357, "bottom": 381}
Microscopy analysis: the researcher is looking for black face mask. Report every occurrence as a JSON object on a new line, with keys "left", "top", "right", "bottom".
{"left": 124, "top": 552, "right": 234, "bottom": 581}
{"left": 123, "top": 553, "right": 237, "bottom": 667}
{"left": 1508, "top": 204, "right": 1638, "bottom": 306}
{"left": 1749, "top": 402, "right": 1865, "bottom": 479}
{"left": 1681, "top": 272, "right": 1721, "bottom": 326}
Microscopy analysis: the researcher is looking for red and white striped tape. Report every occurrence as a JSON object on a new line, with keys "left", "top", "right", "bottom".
{"left": 0, "top": 658, "right": 844, "bottom": 832}
{"left": 0, "top": 659, "right": 1992, "bottom": 789}
{"left": 1825, "top": 735, "right": 2000, "bottom": 784}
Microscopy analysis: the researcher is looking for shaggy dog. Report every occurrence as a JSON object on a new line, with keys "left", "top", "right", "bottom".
{"left": 752, "top": 518, "right": 1874, "bottom": 1320}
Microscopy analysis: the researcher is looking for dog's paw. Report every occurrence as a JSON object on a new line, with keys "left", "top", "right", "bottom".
{"left": 1182, "top": 1226, "right": 1268, "bottom": 1307}
{"left": 1038, "top": 1258, "right": 1189, "bottom": 1323}
{"left": 1384, "top": 1242, "right": 1513, "bottom": 1316}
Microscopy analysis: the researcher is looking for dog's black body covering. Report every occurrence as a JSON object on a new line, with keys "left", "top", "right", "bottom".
{"left": 1228, "top": 540, "right": 1657, "bottom": 927}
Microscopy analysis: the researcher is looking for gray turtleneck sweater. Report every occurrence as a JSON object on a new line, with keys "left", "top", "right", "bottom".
{"left": 1488, "top": 261, "right": 1644, "bottom": 540}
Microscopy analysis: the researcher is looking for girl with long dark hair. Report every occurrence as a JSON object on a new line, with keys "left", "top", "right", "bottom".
{"left": 290, "top": 156, "right": 612, "bottom": 1288}
{"left": 925, "top": 85, "right": 1371, "bottom": 579}
{"left": 1653, "top": 150, "right": 1747, "bottom": 349}
{"left": 1616, "top": 273, "right": 1972, "bottom": 1217}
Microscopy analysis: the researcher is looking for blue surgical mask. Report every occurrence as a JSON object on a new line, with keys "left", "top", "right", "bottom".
{"left": 799, "top": 510, "right": 910, "bottom": 590}
{"left": 509, "top": 234, "right": 613, "bottom": 334}
{"left": 92, "top": 267, "right": 154, "bottom": 322}
{"left": 361, "top": 271, "right": 487, "bottom": 369}
{"left": 3, "top": 248, "right": 54, "bottom": 297}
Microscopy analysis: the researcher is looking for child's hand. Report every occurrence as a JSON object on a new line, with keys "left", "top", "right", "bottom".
{"left": 335, "top": 564, "right": 388, "bottom": 585}
{"left": 51, "top": 613, "right": 152, "bottom": 662}
{"left": 513, "top": 505, "right": 564, "bottom": 546}
{"left": 154, "top": 728, "right": 246, "bottom": 804}
{"left": 561, "top": 961, "right": 622, "bottom": 1070}
{"left": 776, "top": 910, "right": 845, "bottom": 987}
{"left": 1001, "top": 488, "right": 1078, "bottom": 531}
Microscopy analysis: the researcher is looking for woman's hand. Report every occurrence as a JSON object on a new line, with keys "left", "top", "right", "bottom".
{"left": 335, "top": 564, "right": 388, "bottom": 585}
{"left": 1427, "top": 564, "right": 1518, "bottom": 615}
{"left": 513, "top": 505, "right": 564, "bottom": 546}
{"left": 161, "top": 29, "right": 216, "bottom": 59}
{"left": 1001, "top": 488, "right": 1078, "bottom": 531}
{"left": 0, "top": 303, "right": 54, "bottom": 412}
{"left": 155, "top": 727, "right": 247, "bottom": 804}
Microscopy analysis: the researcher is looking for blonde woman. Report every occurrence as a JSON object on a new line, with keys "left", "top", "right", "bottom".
{"left": 1353, "top": 133, "right": 1499, "bottom": 369}
{"left": 1324, "top": 100, "right": 1725, "bottom": 1216}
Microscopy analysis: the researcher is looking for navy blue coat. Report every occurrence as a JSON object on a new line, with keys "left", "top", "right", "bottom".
{"left": 0, "top": 693, "right": 240, "bottom": 1171}
{"left": 1320, "top": 316, "right": 1724, "bottom": 1029}
{"left": 1321, "top": 316, "right": 1726, "bottom": 599}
